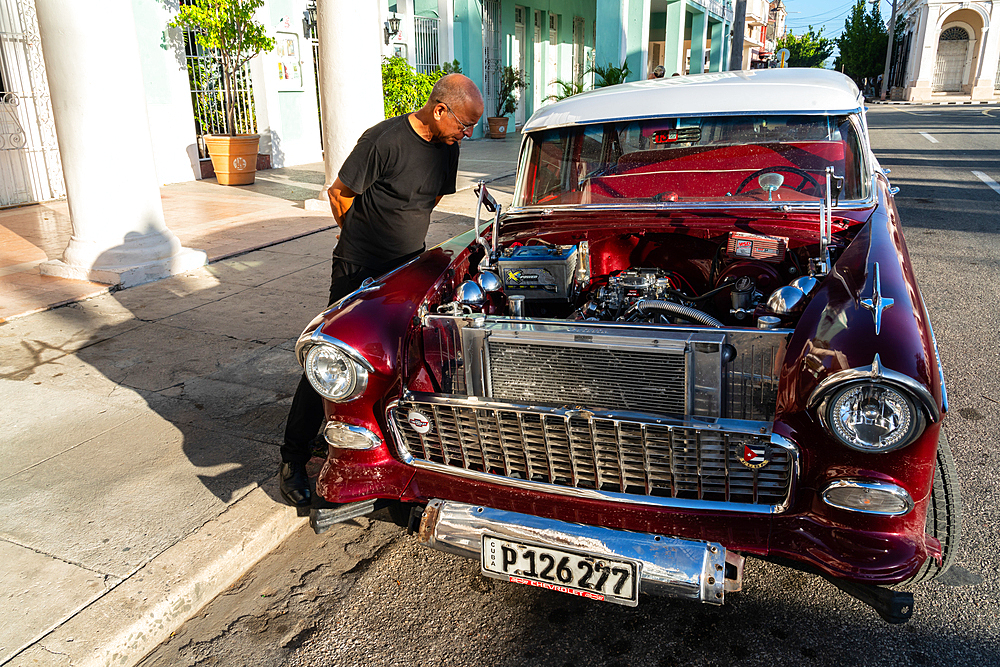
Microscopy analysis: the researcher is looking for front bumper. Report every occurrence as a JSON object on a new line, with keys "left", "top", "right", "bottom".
{"left": 417, "top": 499, "right": 744, "bottom": 605}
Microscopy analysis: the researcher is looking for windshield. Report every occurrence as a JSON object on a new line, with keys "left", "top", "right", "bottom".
{"left": 515, "top": 115, "right": 867, "bottom": 207}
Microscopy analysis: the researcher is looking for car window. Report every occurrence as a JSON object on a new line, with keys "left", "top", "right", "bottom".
{"left": 517, "top": 115, "right": 868, "bottom": 207}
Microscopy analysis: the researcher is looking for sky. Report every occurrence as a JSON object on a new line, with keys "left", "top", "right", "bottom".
{"left": 780, "top": 0, "right": 896, "bottom": 59}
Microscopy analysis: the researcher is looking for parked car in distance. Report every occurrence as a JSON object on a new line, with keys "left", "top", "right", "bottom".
{"left": 296, "top": 68, "right": 960, "bottom": 623}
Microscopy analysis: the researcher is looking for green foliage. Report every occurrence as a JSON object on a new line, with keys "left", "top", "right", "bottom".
{"left": 441, "top": 59, "right": 462, "bottom": 74}
{"left": 167, "top": 0, "right": 274, "bottom": 135}
{"left": 776, "top": 26, "right": 835, "bottom": 68}
{"left": 544, "top": 78, "right": 586, "bottom": 102}
{"left": 588, "top": 60, "right": 631, "bottom": 88}
{"left": 542, "top": 60, "right": 630, "bottom": 103}
{"left": 834, "top": 0, "right": 889, "bottom": 87}
{"left": 494, "top": 66, "right": 527, "bottom": 117}
{"left": 381, "top": 57, "right": 446, "bottom": 119}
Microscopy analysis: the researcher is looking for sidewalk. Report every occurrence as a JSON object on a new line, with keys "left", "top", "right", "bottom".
{"left": 0, "top": 134, "right": 520, "bottom": 666}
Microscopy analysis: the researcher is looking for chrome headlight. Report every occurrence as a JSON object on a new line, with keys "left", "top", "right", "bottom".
{"left": 823, "top": 382, "right": 924, "bottom": 453}
{"left": 303, "top": 343, "right": 368, "bottom": 402}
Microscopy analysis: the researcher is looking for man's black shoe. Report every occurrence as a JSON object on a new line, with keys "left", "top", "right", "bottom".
{"left": 279, "top": 462, "right": 312, "bottom": 508}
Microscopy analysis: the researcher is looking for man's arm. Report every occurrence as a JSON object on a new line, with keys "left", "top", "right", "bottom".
{"left": 328, "top": 177, "right": 359, "bottom": 228}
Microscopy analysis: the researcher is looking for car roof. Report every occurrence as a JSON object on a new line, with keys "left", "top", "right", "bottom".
{"left": 522, "top": 68, "right": 864, "bottom": 132}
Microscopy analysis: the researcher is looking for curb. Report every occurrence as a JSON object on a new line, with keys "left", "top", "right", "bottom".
{"left": 869, "top": 99, "right": 1000, "bottom": 106}
{"left": 9, "top": 486, "right": 306, "bottom": 667}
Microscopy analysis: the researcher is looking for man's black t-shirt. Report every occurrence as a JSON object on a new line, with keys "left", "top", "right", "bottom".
{"left": 334, "top": 114, "right": 460, "bottom": 269}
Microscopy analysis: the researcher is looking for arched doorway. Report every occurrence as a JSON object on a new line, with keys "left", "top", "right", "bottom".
{"left": 932, "top": 26, "right": 970, "bottom": 92}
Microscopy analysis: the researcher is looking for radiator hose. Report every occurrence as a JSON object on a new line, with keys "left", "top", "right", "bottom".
{"left": 626, "top": 299, "right": 725, "bottom": 328}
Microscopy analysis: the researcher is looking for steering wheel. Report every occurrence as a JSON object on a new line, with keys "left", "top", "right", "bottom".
{"left": 735, "top": 166, "right": 820, "bottom": 195}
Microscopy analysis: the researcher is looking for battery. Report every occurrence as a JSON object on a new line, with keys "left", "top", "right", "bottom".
{"left": 497, "top": 244, "right": 577, "bottom": 300}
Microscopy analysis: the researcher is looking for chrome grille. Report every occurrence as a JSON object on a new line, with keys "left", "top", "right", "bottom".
{"left": 488, "top": 341, "right": 687, "bottom": 415}
{"left": 421, "top": 316, "right": 787, "bottom": 422}
{"left": 392, "top": 398, "right": 793, "bottom": 509}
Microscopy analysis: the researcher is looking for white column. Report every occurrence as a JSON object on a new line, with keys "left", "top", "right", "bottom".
{"left": 305, "top": 0, "right": 385, "bottom": 211}
{"left": 34, "top": 0, "right": 205, "bottom": 287}
{"left": 909, "top": 5, "right": 936, "bottom": 100}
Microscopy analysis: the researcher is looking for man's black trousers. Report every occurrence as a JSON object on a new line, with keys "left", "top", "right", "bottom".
{"left": 280, "top": 252, "right": 418, "bottom": 464}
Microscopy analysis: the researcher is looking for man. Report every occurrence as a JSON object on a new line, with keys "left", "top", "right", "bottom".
{"left": 279, "top": 74, "right": 484, "bottom": 507}
{"left": 650, "top": 65, "right": 665, "bottom": 79}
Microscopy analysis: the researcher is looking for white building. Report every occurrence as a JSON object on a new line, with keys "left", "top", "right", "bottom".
{"left": 894, "top": 0, "right": 1000, "bottom": 101}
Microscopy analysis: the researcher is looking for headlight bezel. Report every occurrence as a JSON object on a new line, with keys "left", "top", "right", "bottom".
{"left": 295, "top": 329, "right": 374, "bottom": 403}
{"left": 808, "top": 353, "right": 938, "bottom": 454}
{"left": 818, "top": 380, "right": 925, "bottom": 453}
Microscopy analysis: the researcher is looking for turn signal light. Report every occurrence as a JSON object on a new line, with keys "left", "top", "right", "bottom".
{"left": 821, "top": 480, "right": 913, "bottom": 516}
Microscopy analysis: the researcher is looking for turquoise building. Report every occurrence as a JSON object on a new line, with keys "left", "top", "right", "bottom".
{"left": 391, "top": 0, "right": 734, "bottom": 136}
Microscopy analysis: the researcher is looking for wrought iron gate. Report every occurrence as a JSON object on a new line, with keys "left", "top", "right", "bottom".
{"left": 178, "top": 0, "right": 257, "bottom": 159}
{"left": 482, "top": 0, "right": 501, "bottom": 123}
{"left": 0, "top": 0, "right": 63, "bottom": 207}
{"left": 932, "top": 27, "right": 969, "bottom": 93}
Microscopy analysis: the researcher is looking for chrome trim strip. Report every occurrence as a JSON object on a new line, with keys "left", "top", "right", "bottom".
{"left": 806, "top": 353, "right": 941, "bottom": 424}
{"left": 820, "top": 479, "right": 914, "bottom": 516}
{"left": 418, "top": 499, "right": 736, "bottom": 605}
{"left": 386, "top": 397, "right": 798, "bottom": 514}
{"left": 323, "top": 422, "right": 382, "bottom": 450}
{"left": 294, "top": 329, "right": 375, "bottom": 373}
{"left": 505, "top": 198, "right": 875, "bottom": 215}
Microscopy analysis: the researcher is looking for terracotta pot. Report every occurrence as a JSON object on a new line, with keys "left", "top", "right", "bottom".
{"left": 487, "top": 117, "right": 509, "bottom": 139}
{"left": 204, "top": 134, "right": 260, "bottom": 185}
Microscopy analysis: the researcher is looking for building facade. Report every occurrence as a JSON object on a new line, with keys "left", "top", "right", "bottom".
{"left": 383, "top": 0, "right": 734, "bottom": 134}
{"left": 895, "top": 0, "right": 1000, "bottom": 101}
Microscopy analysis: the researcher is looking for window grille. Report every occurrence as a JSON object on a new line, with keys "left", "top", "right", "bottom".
{"left": 414, "top": 16, "right": 440, "bottom": 74}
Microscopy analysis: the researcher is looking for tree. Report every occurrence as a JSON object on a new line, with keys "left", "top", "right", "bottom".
{"left": 834, "top": 0, "right": 889, "bottom": 88}
{"left": 168, "top": 0, "right": 275, "bottom": 136}
{"left": 776, "top": 26, "right": 835, "bottom": 68}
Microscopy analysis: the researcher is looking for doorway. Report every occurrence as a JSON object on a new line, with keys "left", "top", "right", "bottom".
{"left": 932, "top": 26, "right": 970, "bottom": 93}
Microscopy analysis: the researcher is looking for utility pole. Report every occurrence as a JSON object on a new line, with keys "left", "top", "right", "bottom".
{"left": 729, "top": 0, "right": 747, "bottom": 70}
{"left": 879, "top": 0, "right": 898, "bottom": 100}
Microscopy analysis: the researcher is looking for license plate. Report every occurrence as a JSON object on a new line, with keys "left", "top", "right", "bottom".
{"left": 481, "top": 535, "right": 641, "bottom": 606}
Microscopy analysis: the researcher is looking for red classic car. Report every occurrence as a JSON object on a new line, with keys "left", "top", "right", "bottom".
{"left": 296, "top": 69, "right": 960, "bottom": 623}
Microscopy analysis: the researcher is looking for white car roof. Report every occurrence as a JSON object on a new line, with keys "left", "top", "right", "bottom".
{"left": 523, "top": 68, "right": 864, "bottom": 132}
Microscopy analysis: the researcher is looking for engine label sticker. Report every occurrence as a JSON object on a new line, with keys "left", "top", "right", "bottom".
{"left": 504, "top": 268, "right": 558, "bottom": 292}
{"left": 734, "top": 238, "right": 754, "bottom": 257}
{"left": 737, "top": 442, "right": 770, "bottom": 469}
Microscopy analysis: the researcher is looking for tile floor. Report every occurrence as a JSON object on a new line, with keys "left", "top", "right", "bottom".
{"left": 0, "top": 164, "right": 333, "bottom": 323}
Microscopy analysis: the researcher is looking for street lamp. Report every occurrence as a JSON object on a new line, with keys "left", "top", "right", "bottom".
{"left": 384, "top": 13, "right": 401, "bottom": 45}
{"left": 303, "top": 1, "right": 317, "bottom": 41}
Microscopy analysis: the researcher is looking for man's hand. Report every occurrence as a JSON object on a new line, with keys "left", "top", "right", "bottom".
{"left": 328, "top": 178, "right": 359, "bottom": 228}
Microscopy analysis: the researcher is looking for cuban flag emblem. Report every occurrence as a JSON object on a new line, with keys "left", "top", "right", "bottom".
{"left": 737, "top": 441, "right": 770, "bottom": 469}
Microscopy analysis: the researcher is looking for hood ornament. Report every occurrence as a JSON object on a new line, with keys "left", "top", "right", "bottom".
{"left": 860, "top": 262, "right": 894, "bottom": 335}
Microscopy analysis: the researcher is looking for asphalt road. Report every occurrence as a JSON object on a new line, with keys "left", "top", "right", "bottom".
{"left": 140, "top": 106, "right": 1000, "bottom": 667}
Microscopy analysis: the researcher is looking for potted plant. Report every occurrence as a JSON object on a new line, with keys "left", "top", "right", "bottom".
{"left": 168, "top": 0, "right": 275, "bottom": 185}
{"left": 488, "top": 66, "right": 527, "bottom": 139}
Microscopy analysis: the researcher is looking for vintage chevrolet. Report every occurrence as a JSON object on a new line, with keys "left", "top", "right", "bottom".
{"left": 295, "top": 68, "right": 960, "bottom": 622}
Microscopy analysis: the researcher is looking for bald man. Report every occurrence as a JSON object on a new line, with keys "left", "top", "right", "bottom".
{"left": 279, "top": 74, "right": 484, "bottom": 508}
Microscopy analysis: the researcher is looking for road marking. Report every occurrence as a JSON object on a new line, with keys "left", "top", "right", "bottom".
{"left": 919, "top": 132, "right": 939, "bottom": 143}
{"left": 885, "top": 107, "right": 939, "bottom": 116}
{"left": 972, "top": 171, "right": 1000, "bottom": 196}
{"left": 984, "top": 109, "right": 995, "bottom": 117}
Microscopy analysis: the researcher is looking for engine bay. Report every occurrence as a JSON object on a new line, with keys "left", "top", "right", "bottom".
{"left": 444, "top": 226, "right": 841, "bottom": 330}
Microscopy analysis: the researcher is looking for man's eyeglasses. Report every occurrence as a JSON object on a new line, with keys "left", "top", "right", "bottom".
{"left": 441, "top": 102, "right": 477, "bottom": 132}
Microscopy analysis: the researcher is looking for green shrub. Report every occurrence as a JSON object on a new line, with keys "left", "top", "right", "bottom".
{"left": 381, "top": 57, "right": 448, "bottom": 118}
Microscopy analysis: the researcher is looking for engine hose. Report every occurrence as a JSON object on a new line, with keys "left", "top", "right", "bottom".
{"left": 628, "top": 300, "right": 724, "bottom": 327}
